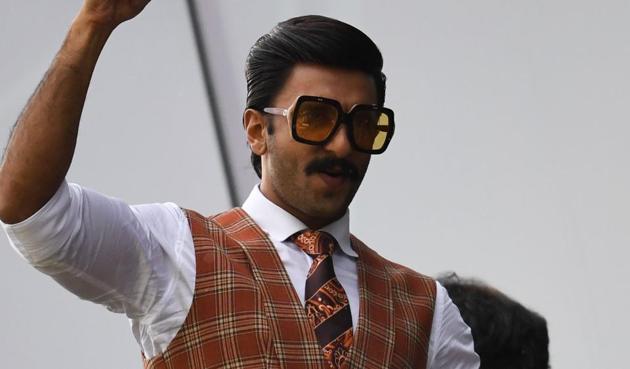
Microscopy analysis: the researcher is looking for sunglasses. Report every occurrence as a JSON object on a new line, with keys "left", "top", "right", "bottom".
{"left": 263, "top": 95, "right": 395, "bottom": 154}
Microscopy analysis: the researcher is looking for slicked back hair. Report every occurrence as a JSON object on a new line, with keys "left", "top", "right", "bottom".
{"left": 245, "top": 15, "right": 387, "bottom": 178}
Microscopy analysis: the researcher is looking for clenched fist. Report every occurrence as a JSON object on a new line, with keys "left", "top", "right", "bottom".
{"left": 78, "top": 0, "right": 152, "bottom": 30}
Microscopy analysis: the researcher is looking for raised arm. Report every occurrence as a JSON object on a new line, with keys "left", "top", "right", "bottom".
{"left": 0, "top": 0, "right": 151, "bottom": 224}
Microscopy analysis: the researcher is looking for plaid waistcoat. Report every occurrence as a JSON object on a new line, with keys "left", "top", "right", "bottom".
{"left": 143, "top": 208, "right": 436, "bottom": 369}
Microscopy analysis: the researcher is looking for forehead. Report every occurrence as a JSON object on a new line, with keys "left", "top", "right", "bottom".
{"left": 272, "top": 64, "right": 378, "bottom": 111}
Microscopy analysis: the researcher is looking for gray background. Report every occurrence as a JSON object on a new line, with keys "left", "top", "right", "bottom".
{"left": 1, "top": 0, "right": 629, "bottom": 368}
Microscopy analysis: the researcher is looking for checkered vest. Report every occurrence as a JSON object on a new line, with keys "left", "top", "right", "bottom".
{"left": 143, "top": 208, "right": 436, "bottom": 369}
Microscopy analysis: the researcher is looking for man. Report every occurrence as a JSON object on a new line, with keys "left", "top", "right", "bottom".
{"left": 0, "top": 1, "right": 478, "bottom": 368}
{"left": 439, "top": 273, "right": 550, "bottom": 369}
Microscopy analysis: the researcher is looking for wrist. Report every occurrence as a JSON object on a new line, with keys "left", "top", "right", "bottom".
{"left": 72, "top": 8, "right": 118, "bottom": 38}
{"left": 57, "top": 13, "right": 114, "bottom": 71}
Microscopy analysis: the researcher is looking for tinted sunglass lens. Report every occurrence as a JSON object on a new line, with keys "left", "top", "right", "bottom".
{"left": 352, "top": 110, "right": 391, "bottom": 151}
{"left": 295, "top": 101, "right": 338, "bottom": 142}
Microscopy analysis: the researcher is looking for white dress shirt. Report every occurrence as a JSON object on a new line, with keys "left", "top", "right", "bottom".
{"left": 3, "top": 181, "right": 479, "bottom": 368}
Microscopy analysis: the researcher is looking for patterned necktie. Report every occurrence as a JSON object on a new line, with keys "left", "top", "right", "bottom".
{"left": 291, "top": 230, "right": 353, "bottom": 369}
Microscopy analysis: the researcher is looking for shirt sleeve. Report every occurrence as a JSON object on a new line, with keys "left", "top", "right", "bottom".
{"left": 427, "top": 282, "right": 480, "bottom": 369}
{"left": 1, "top": 181, "right": 195, "bottom": 322}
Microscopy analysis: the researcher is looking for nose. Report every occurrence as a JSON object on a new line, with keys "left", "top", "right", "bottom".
{"left": 324, "top": 124, "right": 353, "bottom": 157}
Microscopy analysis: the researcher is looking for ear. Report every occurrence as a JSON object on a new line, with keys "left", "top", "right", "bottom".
{"left": 243, "top": 109, "right": 269, "bottom": 156}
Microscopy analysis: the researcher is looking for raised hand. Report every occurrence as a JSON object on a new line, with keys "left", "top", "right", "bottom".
{"left": 0, "top": 0, "right": 153, "bottom": 224}
{"left": 79, "top": 0, "right": 152, "bottom": 30}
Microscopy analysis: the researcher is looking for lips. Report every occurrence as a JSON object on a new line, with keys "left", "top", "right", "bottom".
{"left": 320, "top": 166, "right": 347, "bottom": 177}
{"left": 317, "top": 171, "right": 349, "bottom": 189}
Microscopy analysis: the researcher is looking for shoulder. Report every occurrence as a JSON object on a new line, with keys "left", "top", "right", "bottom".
{"left": 132, "top": 201, "right": 186, "bottom": 226}
{"left": 350, "top": 234, "right": 437, "bottom": 297}
{"left": 180, "top": 206, "right": 249, "bottom": 224}
{"left": 180, "top": 207, "right": 260, "bottom": 237}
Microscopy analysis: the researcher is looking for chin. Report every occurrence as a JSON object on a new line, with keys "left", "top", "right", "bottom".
{"left": 303, "top": 198, "right": 349, "bottom": 222}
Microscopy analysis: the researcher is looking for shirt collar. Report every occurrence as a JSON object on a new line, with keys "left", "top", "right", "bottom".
{"left": 241, "top": 185, "right": 358, "bottom": 258}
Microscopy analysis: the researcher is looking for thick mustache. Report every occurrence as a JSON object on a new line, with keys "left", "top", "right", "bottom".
{"left": 304, "top": 157, "right": 359, "bottom": 180}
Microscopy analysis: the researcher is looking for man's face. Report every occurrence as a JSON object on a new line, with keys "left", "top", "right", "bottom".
{"left": 256, "top": 64, "right": 377, "bottom": 229}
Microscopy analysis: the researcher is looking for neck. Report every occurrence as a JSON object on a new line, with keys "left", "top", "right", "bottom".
{"left": 258, "top": 185, "right": 345, "bottom": 230}
{"left": 300, "top": 213, "right": 344, "bottom": 230}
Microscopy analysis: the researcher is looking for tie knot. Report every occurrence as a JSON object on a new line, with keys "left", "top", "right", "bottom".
{"left": 291, "top": 230, "right": 337, "bottom": 257}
